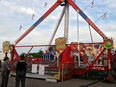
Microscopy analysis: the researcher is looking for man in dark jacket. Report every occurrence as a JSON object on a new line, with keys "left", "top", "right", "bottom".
{"left": 1, "top": 57, "right": 11, "bottom": 87}
{"left": 14, "top": 54, "right": 28, "bottom": 87}
{"left": 0, "top": 60, "right": 1, "bottom": 68}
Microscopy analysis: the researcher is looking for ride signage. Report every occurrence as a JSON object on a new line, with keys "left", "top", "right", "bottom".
{"left": 104, "top": 39, "right": 113, "bottom": 49}
{"left": 55, "top": 37, "right": 66, "bottom": 53}
{"left": 71, "top": 42, "right": 84, "bottom": 50}
{"left": 2, "top": 41, "right": 10, "bottom": 53}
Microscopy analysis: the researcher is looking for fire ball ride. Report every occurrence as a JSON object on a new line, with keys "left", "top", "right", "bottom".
{"left": 2, "top": 0, "right": 116, "bottom": 82}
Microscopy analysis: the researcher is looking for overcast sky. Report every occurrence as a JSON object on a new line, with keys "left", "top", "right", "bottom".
{"left": 0, "top": 0, "right": 116, "bottom": 53}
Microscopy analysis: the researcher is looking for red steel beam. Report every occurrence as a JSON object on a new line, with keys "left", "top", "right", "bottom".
{"left": 25, "top": 46, "right": 34, "bottom": 58}
{"left": 14, "top": 48, "right": 20, "bottom": 60}
{"left": 15, "top": 1, "right": 60, "bottom": 45}
{"left": 15, "top": 44, "right": 55, "bottom": 47}
{"left": 90, "top": 48, "right": 106, "bottom": 66}
{"left": 108, "top": 49, "right": 112, "bottom": 70}
{"left": 67, "top": 0, "right": 107, "bottom": 39}
{"left": 73, "top": 45, "right": 91, "bottom": 66}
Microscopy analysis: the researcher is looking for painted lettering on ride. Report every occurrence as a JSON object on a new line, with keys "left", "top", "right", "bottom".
{"left": 2, "top": 41, "right": 10, "bottom": 53}
{"left": 55, "top": 37, "right": 66, "bottom": 53}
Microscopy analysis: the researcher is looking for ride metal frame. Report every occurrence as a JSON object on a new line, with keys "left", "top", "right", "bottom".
{"left": 10, "top": 0, "right": 114, "bottom": 74}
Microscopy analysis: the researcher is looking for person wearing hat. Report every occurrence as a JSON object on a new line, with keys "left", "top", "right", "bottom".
{"left": 1, "top": 56, "right": 11, "bottom": 87}
{"left": 14, "top": 54, "right": 28, "bottom": 87}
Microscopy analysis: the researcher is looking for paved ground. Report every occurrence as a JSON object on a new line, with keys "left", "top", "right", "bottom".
{"left": 0, "top": 72, "right": 116, "bottom": 87}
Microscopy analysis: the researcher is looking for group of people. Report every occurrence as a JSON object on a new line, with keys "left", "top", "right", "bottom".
{"left": 46, "top": 50, "right": 59, "bottom": 62}
{"left": 73, "top": 49, "right": 109, "bottom": 66}
{"left": 0, "top": 54, "right": 29, "bottom": 87}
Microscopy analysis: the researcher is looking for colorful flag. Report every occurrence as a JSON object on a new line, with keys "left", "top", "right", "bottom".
{"left": 102, "top": 12, "right": 107, "bottom": 19}
{"left": 32, "top": 14, "right": 35, "bottom": 20}
{"left": 45, "top": 2, "right": 48, "bottom": 8}
{"left": 91, "top": 0, "right": 94, "bottom": 8}
{"left": 19, "top": 25, "right": 22, "bottom": 31}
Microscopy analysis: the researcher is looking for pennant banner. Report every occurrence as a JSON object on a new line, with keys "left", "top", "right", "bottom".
{"left": 19, "top": 25, "right": 22, "bottom": 31}
{"left": 32, "top": 14, "right": 35, "bottom": 20}
{"left": 45, "top": 2, "right": 48, "bottom": 8}
{"left": 102, "top": 12, "right": 107, "bottom": 19}
{"left": 91, "top": 0, "right": 94, "bottom": 8}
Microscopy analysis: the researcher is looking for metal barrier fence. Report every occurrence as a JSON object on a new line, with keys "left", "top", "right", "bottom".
{"left": 60, "top": 61, "right": 74, "bottom": 81}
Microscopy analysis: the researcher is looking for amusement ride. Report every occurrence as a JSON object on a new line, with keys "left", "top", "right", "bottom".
{"left": 2, "top": 0, "right": 116, "bottom": 82}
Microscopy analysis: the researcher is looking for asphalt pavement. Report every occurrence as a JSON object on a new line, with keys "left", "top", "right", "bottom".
{"left": 0, "top": 72, "right": 116, "bottom": 87}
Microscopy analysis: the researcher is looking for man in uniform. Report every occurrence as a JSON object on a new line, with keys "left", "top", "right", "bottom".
{"left": 14, "top": 54, "right": 28, "bottom": 87}
{"left": 1, "top": 57, "right": 11, "bottom": 87}
{"left": 0, "top": 60, "right": 1, "bottom": 68}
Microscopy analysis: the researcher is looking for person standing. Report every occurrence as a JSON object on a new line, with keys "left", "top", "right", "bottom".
{"left": 1, "top": 57, "right": 11, "bottom": 87}
{"left": 14, "top": 54, "right": 28, "bottom": 87}
{"left": 0, "top": 60, "right": 1, "bottom": 68}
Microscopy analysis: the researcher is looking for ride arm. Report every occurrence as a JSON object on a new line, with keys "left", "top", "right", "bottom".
{"left": 15, "top": 1, "right": 61, "bottom": 45}
{"left": 67, "top": 0, "right": 107, "bottom": 39}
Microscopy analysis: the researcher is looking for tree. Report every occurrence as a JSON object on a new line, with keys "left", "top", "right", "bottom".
{"left": 29, "top": 50, "right": 44, "bottom": 57}
{"left": 21, "top": 53, "right": 26, "bottom": 55}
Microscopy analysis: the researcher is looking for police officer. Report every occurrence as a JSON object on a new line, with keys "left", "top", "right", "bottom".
{"left": 0, "top": 60, "right": 1, "bottom": 68}
{"left": 14, "top": 54, "right": 28, "bottom": 87}
{"left": 1, "top": 57, "right": 11, "bottom": 87}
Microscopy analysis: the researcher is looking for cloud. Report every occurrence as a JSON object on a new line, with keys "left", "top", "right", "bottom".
{"left": 50, "top": 15, "right": 58, "bottom": 20}
{"left": 0, "top": 0, "right": 116, "bottom": 52}
{"left": 104, "top": 0, "right": 116, "bottom": 8}
{"left": 1, "top": 1, "right": 35, "bottom": 15}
